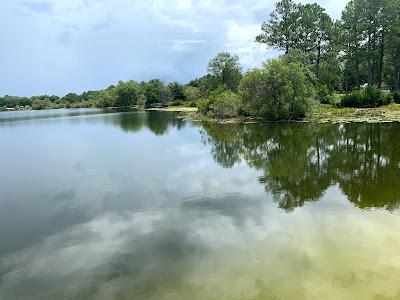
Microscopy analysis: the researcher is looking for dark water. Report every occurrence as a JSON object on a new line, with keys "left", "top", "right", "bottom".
{"left": 1, "top": 109, "right": 400, "bottom": 300}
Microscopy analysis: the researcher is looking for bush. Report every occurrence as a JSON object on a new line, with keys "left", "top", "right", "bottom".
{"left": 170, "top": 99, "right": 185, "bottom": 106}
{"left": 209, "top": 91, "right": 241, "bottom": 118}
{"left": 95, "top": 90, "right": 117, "bottom": 108}
{"left": 197, "top": 98, "right": 211, "bottom": 114}
{"left": 239, "top": 58, "right": 317, "bottom": 120}
{"left": 382, "top": 92, "right": 394, "bottom": 105}
{"left": 137, "top": 95, "right": 147, "bottom": 108}
{"left": 393, "top": 92, "right": 400, "bottom": 104}
{"left": 114, "top": 80, "right": 140, "bottom": 107}
{"left": 341, "top": 86, "right": 393, "bottom": 108}
{"left": 31, "top": 99, "right": 53, "bottom": 110}
{"left": 317, "top": 84, "right": 334, "bottom": 104}
{"left": 183, "top": 86, "right": 201, "bottom": 102}
{"left": 198, "top": 90, "right": 241, "bottom": 118}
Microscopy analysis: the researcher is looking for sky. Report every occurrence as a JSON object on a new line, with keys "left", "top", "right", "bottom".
{"left": 0, "top": 0, "right": 349, "bottom": 97}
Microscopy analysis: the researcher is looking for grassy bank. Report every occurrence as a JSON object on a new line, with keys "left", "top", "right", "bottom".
{"left": 169, "top": 104, "right": 400, "bottom": 124}
{"left": 306, "top": 104, "right": 400, "bottom": 123}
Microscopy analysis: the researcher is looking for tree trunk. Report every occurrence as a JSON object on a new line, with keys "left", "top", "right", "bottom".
{"left": 355, "top": 51, "right": 360, "bottom": 89}
{"left": 316, "top": 39, "right": 321, "bottom": 75}
{"left": 368, "top": 31, "right": 373, "bottom": 87}
{"left": 372, "top": 31, "right": 377, "bottom": 85}
{"left": 396, "top": 43, "right": 400, "bottom": 91}
{"left": 378, "top": 32, "right": 385, "bottom": 88}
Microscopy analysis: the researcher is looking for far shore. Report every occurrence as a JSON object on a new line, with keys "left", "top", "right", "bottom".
{"left": 145, "top": 107, "right": 198, "bottom": 112}
{"left": 151, "top": 104, "right": 400, "bottom": 124}
{"left": 3, "top": 104, "right": 400, "bottom": 124}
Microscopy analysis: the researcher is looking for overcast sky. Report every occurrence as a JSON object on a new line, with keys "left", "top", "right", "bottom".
{"left": 0, "top": 0, "right": 349, "bottom": 96}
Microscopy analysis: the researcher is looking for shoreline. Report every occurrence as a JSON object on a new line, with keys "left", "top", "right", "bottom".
{"left": 2, "top": 104, "right": 400, "bottom": 124}
{"left": 156, "top": 104, "right": 400, "bottom": 124}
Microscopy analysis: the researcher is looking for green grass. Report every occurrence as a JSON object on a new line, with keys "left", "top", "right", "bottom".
{"left": 385, "top": 103, "right": 400, "bottom": 111}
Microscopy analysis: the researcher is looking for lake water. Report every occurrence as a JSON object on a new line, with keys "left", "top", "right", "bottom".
{"left": 1, "top": 109, "right": 400, "bottom": 300}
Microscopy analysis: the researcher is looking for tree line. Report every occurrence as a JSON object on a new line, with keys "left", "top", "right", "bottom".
{"left": 258, "top": 0, "right": 400, "bottom": 91}
{"left": 0, "top": 80, "right": 192, "bottom": 111}
{"left": 198, "top": 0, "right": 400, "bottom": 118}
{"left": 1, "top": 0, "right": 399, "bottom": 119}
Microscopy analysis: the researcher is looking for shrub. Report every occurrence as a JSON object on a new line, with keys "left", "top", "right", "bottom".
{"left": 198, "top": 90, "right": 241, "bottom": 118}
{"left": 197, "top": 98, "right": 210, "bottom": 114}
{"left": 137, "top": 95, "right": 147, "bottom": 108}
{"left": 184, "top": 86, "right": 201, "bottom": 103}
{"left": 31, "top": 99, "right": 53, "bottom": 110}
{"left": 316, "top": 84, "right": 334, "bottom": 104}
{"left": 239, "top": 58, "right": 317, "bottom": 120}
{"left": 381, "top": 92, "right": 394, "bottom": 106}
{"left": 209, "top": 91, "right": 241, "bottom": 118}
{"left": 95, "top": 90, "right": 117, "bottom": 108}
{"left": 341, "top": 90, "right": 365, "bottom": 107}
{"left": 114, "top": 80, "right": 140, "bottom": 107}
{"left": 341, "top": 86, "right": 392, "bottom": 108}
{"left": 393, "top": 92, "right": 400, "bottom": 104}
{"left": 170, "top": 99, "right": 185, "bottom": 106}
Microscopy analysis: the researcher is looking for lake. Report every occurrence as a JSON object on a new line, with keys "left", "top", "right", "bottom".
{"left": 1, "top": 109, "right": 400, "bottom": 300}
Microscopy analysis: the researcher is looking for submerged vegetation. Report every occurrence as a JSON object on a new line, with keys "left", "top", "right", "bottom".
{"left": 1, "top": 0, "right": 399, "bottom": 121}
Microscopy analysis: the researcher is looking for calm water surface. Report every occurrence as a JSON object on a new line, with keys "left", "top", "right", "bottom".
{"left": 1, "top": 109, "right": 400, "bottom": 300}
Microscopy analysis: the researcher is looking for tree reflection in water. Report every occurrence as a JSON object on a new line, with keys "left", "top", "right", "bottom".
{"left": 107, "top": 110, "right": 187, "bottom": 135}
{"left": 200, "top": 122, "right": 400, "bottom": 211}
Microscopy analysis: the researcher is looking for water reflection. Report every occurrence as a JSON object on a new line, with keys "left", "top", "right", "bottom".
{"left": 0, "top": 108, "right": 111, "bottom": 124}
{"left": 1, "top": 110, "right": 400, "bottom": 300}
{"left": 0, "top": 108, "right": 187, "bottom": 136}
{"left": 200, "top": 122, "right": 400, "bottom": 211}
{"left": 106, "top": 111, "right": 187, "bottom": 135}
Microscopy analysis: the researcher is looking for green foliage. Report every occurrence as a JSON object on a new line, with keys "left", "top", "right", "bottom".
{"left": 341, "top": 87, "right": 393, "bottom": 108}
{"left": 183, "top": 86, "right": 201, "bottom": 103}
{"left": 114, "top": 80, "right": 140, "bottom": 107}
{"left": 0, "top": 95, "right": 31, "bottom": 108}
{"left": 316, "top": 84, "right": 334, "bottom": 104}
{"left": 239, "top": 58, "right": 317, "bottom": 120}
{"left": 257, "top": 0, "right": 398, "bottom": 93}
{"left": 137, "top": 94, "right": 147, "bottom": 108}
{"left": 340, "top": 0, "right": 399, "bottom": 90}
{"left": 79, "top": 91, "right": 98, "bottom": 102}
{"left": 238, "top": 69, "right": 267, "bottom": 116}
{"left": 0, "top": 78, "right": 177, "bottom": 111}
{"left": 95, "top": 89, "right": 117, "bottom": 108}
{"left": 198, "top": 89, "right": 241, "bottom": 118}
{"left": 170, "top": 99, "right": 185, "bottom": 106}
{"left": 31, "top": 99, "right": 53, "bottom": 110}
{"left": 256, "top": 0, "right": 335, "bottom": 66}
{"left": 188, "top": 74, "right": 219, "bottom": 97}
{"left": 168, "top": 82, "right": 186, "bottom": 101}
{"left": 209, "top": 91, "right": 242, "bottom": 118}
{"left": 207, "top": 52, "right": 242, "bottom": 91}
{"left": 281, "top": 50, "right": 318, "bottom": 85}
{"left": 62, "top": 93, "right": 80, "bottom": 103}
{"left": 197, "top": 86, "right": 226, "bottom": 115}
{"left": 144, "top": 79, "right": 171, "bottom": 108}
{"left": 256, "top": 0, "right": 299, "bottom": 54}
{"left": 393, "top": 92, "right": 400, "bottom": 104}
